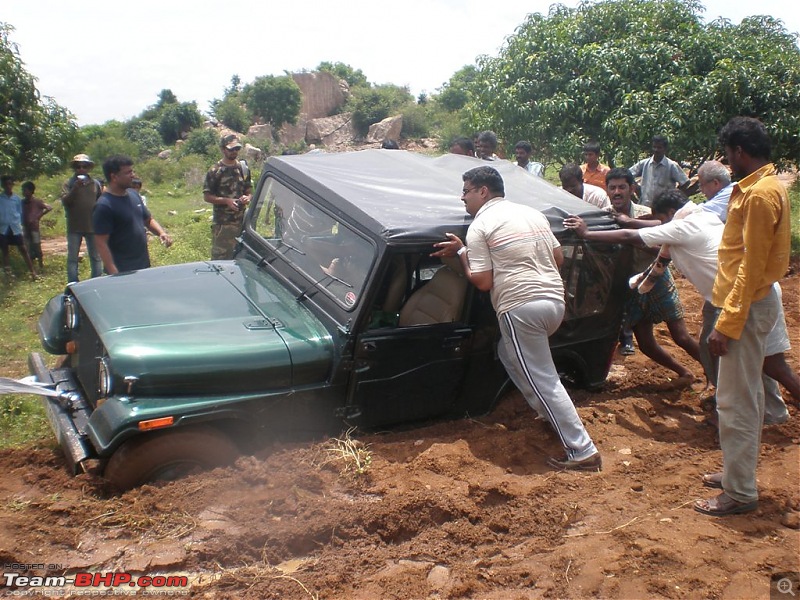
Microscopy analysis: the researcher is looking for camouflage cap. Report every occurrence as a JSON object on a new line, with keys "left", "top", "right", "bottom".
{"left": 71, "top": 153, "right": 95, "bottom": 167}
{"left": 220, "top": 134, "right": 242, "bottom": 150}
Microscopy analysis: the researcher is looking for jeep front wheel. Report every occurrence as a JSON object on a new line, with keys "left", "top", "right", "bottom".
{"left": 104, "top": 426, "right": 239, "bottom": 491}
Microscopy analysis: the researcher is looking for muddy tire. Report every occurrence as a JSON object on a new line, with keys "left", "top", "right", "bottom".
{"left": 104, "top": 426, "right": 239, "bottom": 491}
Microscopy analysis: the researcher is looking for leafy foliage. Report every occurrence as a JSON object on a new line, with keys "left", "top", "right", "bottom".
{"left": 212, "top": 95, "right": 250, "bottom": 133}
{"left": 180, "top": 127, "right": 219, "bottom": 158}
{"left": 241, "top": 75, "right": 302, "bottom": 129}
{"left": 124, "top": 119, "right": 163, "bottom": 157}
{"left": 465, "top": 0, "right": 800, "bottom": 169}
{"left": 0, "top": 23, "right": 79, "bottom": 177}
{"left": 156, "top": 101, "right": 203, "bottom": 145}
{"left": 348, "top": 84, "right": 414, "bottom": 136}
{"left": 316, "top": 61, "right": 369, "bottom": 90}
{"left": 436, "top": 65, "right": 479, "bottom": 112}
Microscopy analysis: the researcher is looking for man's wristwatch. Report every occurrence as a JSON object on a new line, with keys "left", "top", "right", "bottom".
{"left": 457, "top": 246, "right": 468, "bottom": 256}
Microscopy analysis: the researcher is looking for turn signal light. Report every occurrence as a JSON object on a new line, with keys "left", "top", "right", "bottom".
{"left": 138, "top": 416, "right": 175, "bottom": 431}
{"left": 65, "top": 341, "right": 78, "bottom": 354}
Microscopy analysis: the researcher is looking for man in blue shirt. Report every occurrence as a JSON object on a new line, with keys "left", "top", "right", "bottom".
{"left": 629, "top": 135, "right": 689, "bottom": 207}
{"left": 0, "top": 175, "right": 38, "bottom": 280}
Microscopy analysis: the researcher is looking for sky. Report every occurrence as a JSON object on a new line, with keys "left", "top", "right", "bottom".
{"left": 4, "top": 0, "right": 799, "bottom": 126}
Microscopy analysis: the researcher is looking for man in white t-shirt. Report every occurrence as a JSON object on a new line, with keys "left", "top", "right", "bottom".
{"left": 565, "top": 189, "right": 792, "bottom": 422}
{"left": 432, "top": 166, "right": 601, "bottom": 471}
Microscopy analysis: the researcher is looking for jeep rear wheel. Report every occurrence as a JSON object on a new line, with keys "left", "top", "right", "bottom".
{"left": 104, "top": 426, "right": 239, "bottom": 491}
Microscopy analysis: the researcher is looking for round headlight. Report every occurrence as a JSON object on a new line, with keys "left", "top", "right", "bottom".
{"left": 98, "top": 357, "right": 113, "bottom": 399}
{"left": 64, "top": 296, "right": 79, "bottom": 331}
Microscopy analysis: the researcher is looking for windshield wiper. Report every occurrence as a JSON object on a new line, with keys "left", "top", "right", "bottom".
{"left": 277, "top": 239, "right": 305, "bottom": 256}
{"left": 297, "top": 271, "right": 353, "bottom": 302}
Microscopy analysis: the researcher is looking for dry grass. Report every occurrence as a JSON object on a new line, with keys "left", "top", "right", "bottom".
{"left": 314, "top": 427, "right": 372, "bottom": 477}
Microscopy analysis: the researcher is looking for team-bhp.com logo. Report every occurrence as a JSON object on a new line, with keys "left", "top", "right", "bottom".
{"left": 3, "top": 572, "right": 189, "bottom": 595}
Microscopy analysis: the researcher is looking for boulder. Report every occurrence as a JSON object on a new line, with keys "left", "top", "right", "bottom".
{"left": 278, "top": 115, "right": 308, "bottom": 147}
{"left": 291, "top": 72, "right": 347, "bottom": 119}
{"left": 366, "top": 115, "right": 403, "bottom": 143}
{"left": 306, "top": 113, "right": 355, "bottom": 146}
{"left": 158, "top": 149, "right": 172, "bottom": 160}
{"left": 243, "top": 143, "right": 262, "bottom": 164}
{"left": 247, "top": 124, "right": 273, "bottom": 144}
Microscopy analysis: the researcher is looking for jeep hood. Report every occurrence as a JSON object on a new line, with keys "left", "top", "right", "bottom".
{"left": 68, "top": 260, "right": 333, "bottom": 394}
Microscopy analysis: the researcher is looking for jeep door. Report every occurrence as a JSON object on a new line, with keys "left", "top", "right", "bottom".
{"left": 345, "top": 259, "right": 473, "bottom": 428}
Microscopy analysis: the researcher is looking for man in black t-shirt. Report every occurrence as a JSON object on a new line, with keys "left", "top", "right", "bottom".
{"left": 93, "top": 155, "right": 172, "bottom": 274}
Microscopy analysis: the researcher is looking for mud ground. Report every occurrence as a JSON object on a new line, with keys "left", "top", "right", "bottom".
{"left": 0, "top": 263, "right": 798, "bottom": 599}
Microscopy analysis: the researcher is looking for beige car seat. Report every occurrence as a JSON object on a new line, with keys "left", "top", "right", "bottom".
{"left": 398, "top": 260, "right": 468, "bottom": 326}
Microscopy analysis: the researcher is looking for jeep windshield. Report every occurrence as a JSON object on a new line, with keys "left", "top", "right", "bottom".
{"left": 250, "top": 176, "right": 375, "bottom": 309}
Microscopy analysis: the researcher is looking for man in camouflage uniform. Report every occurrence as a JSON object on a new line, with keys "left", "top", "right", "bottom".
{"left": 203, "top": 134, "right": 252, "bottom": 259}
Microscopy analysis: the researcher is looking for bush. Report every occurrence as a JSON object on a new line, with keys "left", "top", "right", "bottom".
{"left": 242, "top": 75, "right": 302, "bottom": 129}
{"left": 349, "top": 84, "right": 414, "bottom": 136}
{"left": 212, "top": 95, "right": 250, "bottom": 133}
{"left": 124, "top": 119, "right": 163, "bottom": 158}
{"left": 180, "top": 128, "right": 219, "bottom": 158}
{"left": 400, "top": 103, "right": 431, "bottom": 138}
{"left": 85, "top": 135, "right": 141, "bottom": 167}
{"left": 157, "top": 101, "right": 203, "bottom": 145}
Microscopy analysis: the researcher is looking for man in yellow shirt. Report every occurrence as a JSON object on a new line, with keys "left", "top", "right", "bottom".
{"left": 694, "top": 117, "right": 791, "bottom": 517}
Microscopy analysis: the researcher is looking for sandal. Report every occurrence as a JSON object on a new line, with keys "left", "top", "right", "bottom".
{"left": 702, "top": 472, "right": 723, "bottom": 489}
{"left": 694, "top": 492, "right": 757, "bottom": 516}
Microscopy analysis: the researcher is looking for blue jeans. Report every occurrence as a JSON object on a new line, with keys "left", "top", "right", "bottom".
{"left": 66, "top": 232, "right": 103, "bottom": 283}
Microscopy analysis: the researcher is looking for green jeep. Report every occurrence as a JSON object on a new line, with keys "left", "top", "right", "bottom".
{"left": 30, "top": 150, "right": 631, "bottom": 489}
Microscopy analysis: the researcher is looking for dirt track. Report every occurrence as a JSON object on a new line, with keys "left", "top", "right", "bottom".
{"left": 0, "top": 268, "right": 798, "bottom": 599}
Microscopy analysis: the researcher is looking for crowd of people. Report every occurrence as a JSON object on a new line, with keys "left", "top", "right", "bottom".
{"left": 441, "top": 117, "right": 794, "bottom": 517}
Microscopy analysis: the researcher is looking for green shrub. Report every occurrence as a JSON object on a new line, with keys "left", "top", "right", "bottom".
{"left": 124, "top": 119, "right": 163, "bottom": 158}
{"left": 212, "top": 96, "right": 251, "bottom": 133}
{"left": 348, "top": 84, "right": 414, "bottom": 136}
{"left": 180, "top": 128, "right": 219, "bottom": 158}
{"left": 85, "top": 135, "right": 141, "bottom": 167}
{"left": 400, "top": 103, "right": 431, "bottom": 138}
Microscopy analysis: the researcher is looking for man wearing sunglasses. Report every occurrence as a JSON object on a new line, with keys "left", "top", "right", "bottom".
{"left": 203, "top": 134, "right": 252, "bottom": 260}
{"left": 433, "top": 166, "right": 601, "bottom": 472}
{"left": 60, "top": 153, "right": 103, "bottom": 282}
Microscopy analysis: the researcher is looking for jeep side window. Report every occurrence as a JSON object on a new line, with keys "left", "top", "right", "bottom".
{"left": 560, "top": 241, "right": 615, "bottom": 320}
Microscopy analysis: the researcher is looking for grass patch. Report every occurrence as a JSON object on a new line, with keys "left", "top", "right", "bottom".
{"left": 0, "top": 157, "right": 222, "bottom": 449}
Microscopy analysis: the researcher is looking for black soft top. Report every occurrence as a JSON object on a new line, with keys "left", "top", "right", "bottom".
{"left": 265, "top": 149, "right": 613, "bottom": 243}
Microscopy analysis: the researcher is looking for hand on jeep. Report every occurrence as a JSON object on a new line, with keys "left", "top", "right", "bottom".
{"left": 431, "top": 232, "right": 463, "bottom": 257}
{"left": 563, "top": 216, "right": 587, "bottom": 237}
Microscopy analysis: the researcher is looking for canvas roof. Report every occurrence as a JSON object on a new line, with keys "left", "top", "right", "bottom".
{"left": 265, "top": 149, "right": 613, "bottom": 242}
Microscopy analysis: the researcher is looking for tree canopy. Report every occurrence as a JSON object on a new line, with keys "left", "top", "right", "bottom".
{"left": 464, "top": 0, "right": 800, "bottom": 170}
{"left": 242, "top": 75, "right": 302, "bottom": 130}
{"left": 0, "top": 23, "right": 78, "bottom": 177}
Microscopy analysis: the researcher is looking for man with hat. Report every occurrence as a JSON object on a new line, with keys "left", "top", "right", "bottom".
{"left": 60, "top": 153, "right": 103, "bottom": 282}
{"left": 203, "top": 134, "right": 252, "bottom": 260}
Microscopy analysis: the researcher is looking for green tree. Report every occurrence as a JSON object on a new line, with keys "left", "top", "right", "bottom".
{"left": 435, "top": 65, "right": 479, "bottom": 112}
{"left": 0, "top": 23, "right": 79, "bottom": 177}
{"left": 348, "top": 84, "right": 414, "bottom": 136}
{"left": 141, "top": 88, "right": 179, "bottom": 121}
{"left": 124, "top": 119, "right": 163, "bottom": 157}
{"left": 466, "top": 0, "right": 800, "bottom": 170}
{"left": 180, "top": 127, "right": 219, "bottom": 157}
{"left": 316, "top": 61, "right": 369, "bottom": 89}
{"left": 212, "top": 96, "right": 250, "bottom": 132}
{"left": 157, "top": 101, "right": 203, "bottom": 145}
{"left": 241, "top": 75, "right": 302, "bottom": 129}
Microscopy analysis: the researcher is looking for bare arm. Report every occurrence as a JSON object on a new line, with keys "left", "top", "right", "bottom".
{"left": 145, "top": 217, "right": 173, "bottom": 247}
{"left": 563, "top": 216, "right": 644, "bottom": 245}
